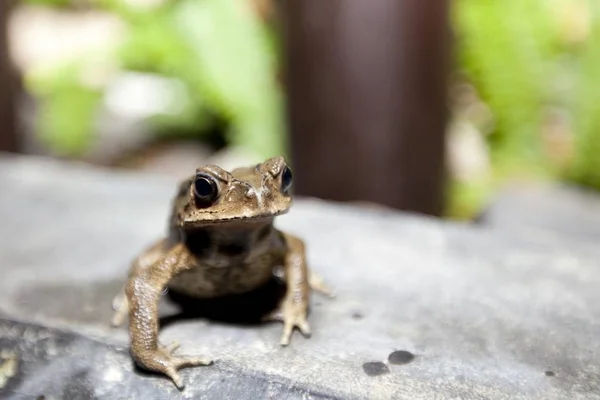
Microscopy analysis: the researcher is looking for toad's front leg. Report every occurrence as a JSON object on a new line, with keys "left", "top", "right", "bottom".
{"left": 125, "top": 243, "right": 212, "bottom": 389}
{"left": 264, "top": 232, "right": 312, "bottom": 346}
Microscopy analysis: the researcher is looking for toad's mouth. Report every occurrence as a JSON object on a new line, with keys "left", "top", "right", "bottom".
{"left": 182, "top": 209, "right": 289, "bottom": 226}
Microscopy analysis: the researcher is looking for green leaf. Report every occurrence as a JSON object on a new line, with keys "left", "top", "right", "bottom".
{"left": 453, "top": 0, "right": 554, "bottom": 170}
{"left": 28, "top": 64, "right": 102, "bottom": 156}
{"left": 172, "top": 0, "right": 285, "bottom": 158}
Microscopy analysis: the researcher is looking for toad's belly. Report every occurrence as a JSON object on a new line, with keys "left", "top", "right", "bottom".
{"left": 167, "top": 258, "right": 276, "bottom": 298}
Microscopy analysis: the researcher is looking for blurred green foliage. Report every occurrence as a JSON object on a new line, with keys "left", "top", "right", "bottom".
{"left": 29, "top": 62, "right": 103, "bottom": 154}
{"left": 569, "top": 1, "right": 600, "bottom": 189}
{"left": 22, "top": 0, "right": 285, "bottom": 158}
{"left": 455, "top": 1, "right": 550, "bottom": 171}
{"left": 20, "top": 0, "right": 600, "bottom": 218}
{"left": 449, "top": 0, "right": 600, "bottom": 218}
{"left": 22, "top": 0, "right": 71, "bottom": 6}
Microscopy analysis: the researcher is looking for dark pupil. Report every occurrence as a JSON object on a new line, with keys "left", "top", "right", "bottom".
{"left": 194, "top": 177, "right": 214, "bottom": 198}
{"left": 282, "top": 167, "right": 293, "bottom": 192}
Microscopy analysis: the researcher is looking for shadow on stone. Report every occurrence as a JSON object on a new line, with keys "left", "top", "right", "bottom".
{"left": 159, "top": 277, "right": 287, "bottom": 328}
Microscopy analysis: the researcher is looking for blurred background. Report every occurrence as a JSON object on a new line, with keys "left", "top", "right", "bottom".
{"left": 1, "top": 0, "right": 599, "bottom": 220}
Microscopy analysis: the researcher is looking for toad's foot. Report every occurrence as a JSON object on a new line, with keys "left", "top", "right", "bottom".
{"left": 309, "top": 271, "right": 335, "bottom": 298}
{"left": 263, "top": 301, "right": 311, "bottom": 346}
{"left": 133, "top": 343, "right": 213, "bottom": 389}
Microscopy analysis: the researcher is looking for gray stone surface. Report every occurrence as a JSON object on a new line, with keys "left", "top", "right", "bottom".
{"left": 478, "top": 182, "right": 600, "bottom": 244}
{"left": 0, "top": 154, "right": 599, "bottom": 399}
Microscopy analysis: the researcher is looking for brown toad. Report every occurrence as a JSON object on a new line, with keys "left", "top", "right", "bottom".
{"left": 111, "top": 156, "right": 331, "bottom": 388}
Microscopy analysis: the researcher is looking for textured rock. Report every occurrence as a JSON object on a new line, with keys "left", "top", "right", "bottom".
{"left": 0, "top": 154, "right": 599, "bottom": 399}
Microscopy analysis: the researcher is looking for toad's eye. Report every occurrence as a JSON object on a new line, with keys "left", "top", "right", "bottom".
{"left": 281, "top": 166, "right": 293, "bottom": 193}
{"left": 193, "top": 174, "right": 219, "bottom": 206}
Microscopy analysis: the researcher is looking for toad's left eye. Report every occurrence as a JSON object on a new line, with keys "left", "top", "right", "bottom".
{"left": 281, "top": 166, "right": 293, "bottom": 193}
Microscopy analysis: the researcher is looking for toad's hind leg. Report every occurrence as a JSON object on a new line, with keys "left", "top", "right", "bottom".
{"left": 111, "top": 239, "right": 169, "bottom": 327}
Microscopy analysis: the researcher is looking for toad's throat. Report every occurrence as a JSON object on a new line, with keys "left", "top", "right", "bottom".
{"left": 182, "top": 223, "right": 276, "bottom": 264}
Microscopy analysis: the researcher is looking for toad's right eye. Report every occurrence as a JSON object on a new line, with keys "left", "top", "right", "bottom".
{"left": 193, "top": 174, "right": 219, "bottom": 207}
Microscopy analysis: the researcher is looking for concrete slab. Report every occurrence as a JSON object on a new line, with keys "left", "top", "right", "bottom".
{"left": 0, "top": 154, "right": 598, "bottom": 399}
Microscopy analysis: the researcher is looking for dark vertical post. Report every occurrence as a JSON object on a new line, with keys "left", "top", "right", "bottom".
{"left": 0, "top": 0, "right": 19, "bottom": 153}
{"left": 280, "top": 0, "right": 450, "bottom": 216}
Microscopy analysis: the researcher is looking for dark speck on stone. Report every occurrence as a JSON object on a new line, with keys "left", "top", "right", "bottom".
{"left": 545, "top": 370, "right": 556, "bottom": 377}
{"left": 362, "top": 362, "right": 389, "bottom": 377}
{"left": 388, "top": 350, "right": 415, "bottom": 365}
{"left": 351, "top": 311, "right": 363, "bottom": 320}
